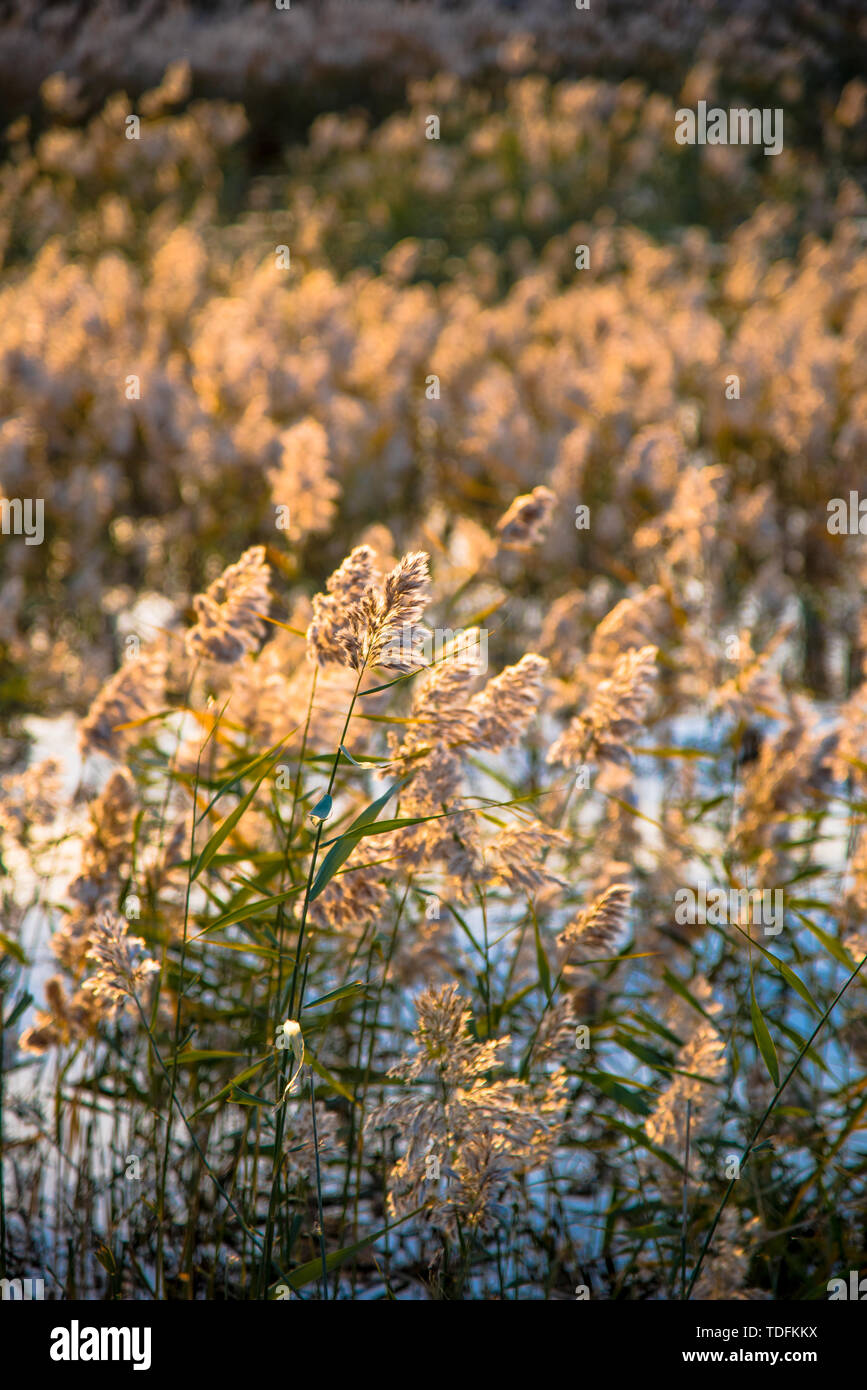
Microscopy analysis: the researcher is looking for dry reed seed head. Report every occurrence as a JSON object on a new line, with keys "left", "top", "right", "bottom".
{"left": 547, "top": 643, "right": 658, "bottom": 767}
{"left": 19, "top": 976, "right": 104, "bottom": 1053}
{"left": 531, "top": 997, "right": 579, "bottom": 1063}
{"left": 79, "top": 646, "right": 167, "bottom": 759}
{"left": 305, "top": 544, "right": 379, "bottom": 666}
{"left": 339, "top": 550, "right": 432, "bottom": 672}
{"left": 368, "top": 982, "right": 569, "bottom": 1231}
{"left": 634, "top": 464, "right": 727, "bottom": 567}
{"left": 539, "top": 592, "right": 586, "bottom": 671}
{"left": 439, "top": 1131, "right": 514, "bottom": 1236}
{"left": 495, "top": 485, "right": 556, "bottom": 551}
{"left": 413, "top": 656, "right": 479, "bottom": 732}
{"left": 832, "top": 678, "right": 867, "bottom": 785}
{"left": 558, "top": 882, "right": 633, "bottom": 958}
{"left": 334, "top": 589, "right": 379, "bottom": 671}
{"left": 386, "top": 984, "right": 509, "bottom": 1086}
{"left": 644, "top": 1021, "right": 726, "bottom": 1176}
{"left": 391, "top": 749, "right": 485, "bottom": 893}
{"left": 51, "top": 908, "right": 100, "bottom": 974}
{"left": 3, "top": 755, "right": 64, "bottom": 832}
{"left": 269, "top": 417, "right": 340, "bottom": 541}
{"left": 486, "top": 821, "right": 568, "bottom": 895}
{"left": 44, "top": 975, "right": 68, "bottom": 1017}
{"left": 68, "top": 767, "right": 138, "bottom": 908}
{"left": 80, "top": 910, "right": 160, "bottom": 1015}
{"left": 89, "top": 766, "right": 137, "bottom": 842}
{"left": 412, "top": 982, "right": 473, "bottom": 1066}
{"left": 734, "top": 708, "right": 836, "bottom": 862}
{"left": 470, "top": 653, "right": 548, "bottom": 750}
{"left": 308, "top": 851, "right": 390, "bottom": 934}
{"left": 713, "top": 623, "right": 791, "bottom": 721}
{"left": 184, "top": 545, "right": 271, "bottom": 663}
{"left": 587, "top": 587, "right": 669, "bottom": 671}
{"left": 326, "top": 545, "right": 379, "bottom": 603}
{"left": 18, "top": 1020, "right": 61, "bottom": 1055}
{"left": 380, "top": 551, "right": 431, "bottom": 631}
{"left": 385, "top": 645, "right": 488, "bottom": 773}
{"left": 401, "top": 746, "right": 464, "bottom": 816}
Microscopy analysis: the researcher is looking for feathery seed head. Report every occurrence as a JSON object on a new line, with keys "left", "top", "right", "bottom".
{"left": 185, "top": 545, "right": 271, "bottom": 663}
{"left": 496, "top": 485, "right": 556, "bottom": 551}
{"left": 80, "top": 911, "right": 160, "bottom": 1015}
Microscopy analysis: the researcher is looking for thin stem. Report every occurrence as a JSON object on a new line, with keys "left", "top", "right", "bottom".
{"left": 309, "top": 1069, "right": 328, "bottom": 1300}
{"left": 684, "top": 950, "right": 867, "bottom": 1300}
{"left": 680, "top": 1098, "right": 691, "bottom": 1300}
{"left": 133, "top": 995, "right": 263, "bottom": 1256}
{"left": 287, "top": 664, "right": 365, "bottom": 1019}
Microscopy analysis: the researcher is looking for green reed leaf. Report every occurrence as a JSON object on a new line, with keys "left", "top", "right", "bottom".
{"left": 309, "top": 776, "right": 408, "bottom": 901}
{"left": 191, "top": 746, "right": 285, "bottom": 881}
{"left": 750, "top": 976, "right": 780, "bottom": 1086}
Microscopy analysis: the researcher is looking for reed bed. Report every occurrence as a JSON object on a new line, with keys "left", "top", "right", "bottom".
{"left": 1, "top": 32, "right": 866, "bottom": 1301}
